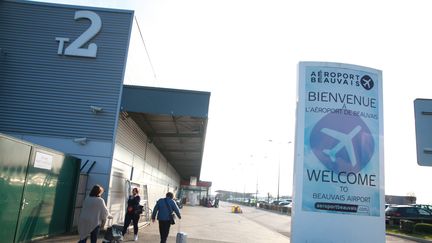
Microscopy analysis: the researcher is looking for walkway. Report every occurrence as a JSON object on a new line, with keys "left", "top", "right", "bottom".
{"left": 33, "top": 201, "right": 423, "bottom": 243}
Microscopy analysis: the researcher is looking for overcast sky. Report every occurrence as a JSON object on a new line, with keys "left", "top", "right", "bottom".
{"left": 32, "top": 0, "right": 432, "bottom": 203}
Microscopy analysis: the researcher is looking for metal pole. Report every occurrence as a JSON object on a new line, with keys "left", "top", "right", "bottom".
{"left": 255, "top": 176, "right": 258, "bottom": 208}
{"left": 277, "top": 156, "right": 280, "bottom": 202}
{"left": 275, "top": 140, "right": 291, "bottom": 202}
{"left": 243, "top": 184, "right": 245, "bottom": 204}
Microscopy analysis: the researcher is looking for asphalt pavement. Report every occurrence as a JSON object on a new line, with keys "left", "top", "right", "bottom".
{"left": 34, "top": 201, "right": 426, "bottom": 243}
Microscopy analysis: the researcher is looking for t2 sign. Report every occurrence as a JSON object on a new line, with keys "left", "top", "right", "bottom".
{"left": 56, "top": 10, "right": 102, "bottom": 58}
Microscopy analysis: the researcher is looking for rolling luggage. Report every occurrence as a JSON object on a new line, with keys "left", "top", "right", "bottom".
{"left": 176, "top": 219, "right": 187, "bottom": 243}
{"left": 102, "top": 219, "right": 123, "bottom": 243}
{"left": 176, "top": 232, "right": 187, "bottom": 243}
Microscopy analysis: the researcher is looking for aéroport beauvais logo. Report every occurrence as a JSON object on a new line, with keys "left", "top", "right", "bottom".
{"left": 360, "top": 75, "right": 374, "bottom": 90}
{"left": 310, "top": 112, "right": 375, "bottom": 173}
{"left": 310, "top": 71, "right": 374, "bottom": 91}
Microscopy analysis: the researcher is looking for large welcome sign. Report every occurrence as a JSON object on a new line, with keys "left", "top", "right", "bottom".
{"left": 291, "top": 62, "right": 384, "bottom": 243}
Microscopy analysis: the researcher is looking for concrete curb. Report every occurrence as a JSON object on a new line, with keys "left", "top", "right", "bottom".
{"left": 386, "top": 232, "right": 432, "bottom": 243}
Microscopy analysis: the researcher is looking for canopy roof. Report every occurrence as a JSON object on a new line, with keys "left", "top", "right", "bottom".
{"left": 121, "top": 85, "right": 210, "bottom": 180}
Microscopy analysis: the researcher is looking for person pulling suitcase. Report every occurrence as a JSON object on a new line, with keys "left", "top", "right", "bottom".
{"left": 152, "top": 192, "right": 182, "bottom": 243}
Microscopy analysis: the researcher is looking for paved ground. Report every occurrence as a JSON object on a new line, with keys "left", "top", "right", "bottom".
{"left": 130, "top": 201, "right": 290, "bottom": 243}
{"left": 34, "top": 201, "right": 425, "bottom": 243}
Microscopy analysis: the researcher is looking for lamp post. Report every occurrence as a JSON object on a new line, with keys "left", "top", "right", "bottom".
{"left": 268, "top": 140, "right": 292, "bottom": 202}
{"left": 250, "top": 154, "right": 259, "bottom": 208}
{"left": 277, "top": 152, "right": 280, "bottom": 202}
{"left": 255, "top": 176, "right": 258, "bottom": 208}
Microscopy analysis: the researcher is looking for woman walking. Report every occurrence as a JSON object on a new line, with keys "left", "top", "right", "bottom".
{"left": 122, "top": 187, "right": 141, "bottom": 241}
{"left": 78, "top": 184, "right": 112, "bottom": 243}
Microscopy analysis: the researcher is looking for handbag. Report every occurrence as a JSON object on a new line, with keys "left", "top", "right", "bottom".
{"left": 164, "top": 198, "right": 176, "bottom": 225}
{"left": 135, "top": 205, "right": 144, "bottom": 215}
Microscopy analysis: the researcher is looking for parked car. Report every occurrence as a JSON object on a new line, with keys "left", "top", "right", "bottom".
{"left": 385, "top": 205, "right": 432, "bottom": 225}
{"left": 271, "top": 200, "right": 282, "bottom": 205}
{"left": 411, "top": 204, "right": 432, "bottom": 212}
{"left": 279, "top": 200, "right": 291, "bottom": 206}
{"left": 176, "top": 198, "right": 183, "bottom": 209}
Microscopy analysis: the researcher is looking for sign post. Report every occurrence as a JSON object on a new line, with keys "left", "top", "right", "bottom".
{"left": 291, "top": 62, "right": 384, "bottom": 243}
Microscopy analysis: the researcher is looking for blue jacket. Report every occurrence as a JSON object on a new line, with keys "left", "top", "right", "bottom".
{"left": 152, "top": 197, "right": 181, "bottom": 221}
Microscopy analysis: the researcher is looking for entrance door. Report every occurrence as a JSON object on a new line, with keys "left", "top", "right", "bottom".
{"left": 0, "top": 136, "right": 31, "bottom": 243}
{"left": 15, "top": 148, "right": 80, "bottom": 242}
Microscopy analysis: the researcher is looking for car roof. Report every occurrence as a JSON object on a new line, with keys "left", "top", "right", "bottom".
{"left": 388, "top": 205, "right": 432, "bottom": 212}
{"left": 390, "top": 205, "right": 415, "bottom": 208}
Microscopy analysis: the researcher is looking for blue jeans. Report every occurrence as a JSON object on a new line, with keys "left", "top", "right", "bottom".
{"left": 78, "top": 225, "right": 100, "bottom": 243}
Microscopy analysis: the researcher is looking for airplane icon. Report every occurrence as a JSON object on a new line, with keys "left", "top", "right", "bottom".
{"left": 361, "top": 76, "right": 373, "bottom": 90}
{"left": 321, "top": 126, "right": 362, "bottom": 167}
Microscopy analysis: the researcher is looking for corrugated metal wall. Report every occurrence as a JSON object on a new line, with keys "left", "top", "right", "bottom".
{"left": 0, "top": 1, "right": 134, "bottom": 230}
{"left": 112, "top": 113, "right": 180, "bottom": 219}
{"left": 0, "top": 1, "right": 132, "bottom": 140}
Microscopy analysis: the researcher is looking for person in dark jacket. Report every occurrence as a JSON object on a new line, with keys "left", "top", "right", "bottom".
{"left": 122, "top": 187, "right": 141, "bottom": 241}
{"left": 152, "top": 192, "right": 181, "bottom": 243}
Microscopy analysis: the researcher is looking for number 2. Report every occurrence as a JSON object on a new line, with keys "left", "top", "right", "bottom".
{"left": 64, "top": 10, "right": 102, "bottom": 58}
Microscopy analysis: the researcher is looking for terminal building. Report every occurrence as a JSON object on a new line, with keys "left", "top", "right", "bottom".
{"left": 0, "top": 1, "right": 210, "bottom": 241}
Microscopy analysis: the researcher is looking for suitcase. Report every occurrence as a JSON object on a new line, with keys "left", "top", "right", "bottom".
{"left": 176, "top": 232, "right": 187, "bottom": 243}
{"left": 176, "top": 219, "right": 187, "bottom": 243}
{"left": 103, "top": 220, "right": 123, "bottom": 243}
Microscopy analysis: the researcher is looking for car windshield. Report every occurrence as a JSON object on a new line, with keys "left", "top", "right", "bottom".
{"left": 419, "top": 208, "right": 432, "bottom": 216}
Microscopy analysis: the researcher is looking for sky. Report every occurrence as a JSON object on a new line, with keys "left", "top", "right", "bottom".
{"left": 32, "top": 0, "right": 432, "bottom": 203}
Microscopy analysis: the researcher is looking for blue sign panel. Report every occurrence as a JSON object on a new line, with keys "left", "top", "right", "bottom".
{"left": 300, "top": 63, "right": 382, "bottom": 217}
{"left": 414, "top": 99, "right": 432, "bottom": 166}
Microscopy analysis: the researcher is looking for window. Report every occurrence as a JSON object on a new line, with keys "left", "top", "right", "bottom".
{"left": 418, "top": 208, "right": 432, "bottom": 216}
{"left": 405, "top": 208, "right": 417, "bottom": 216}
